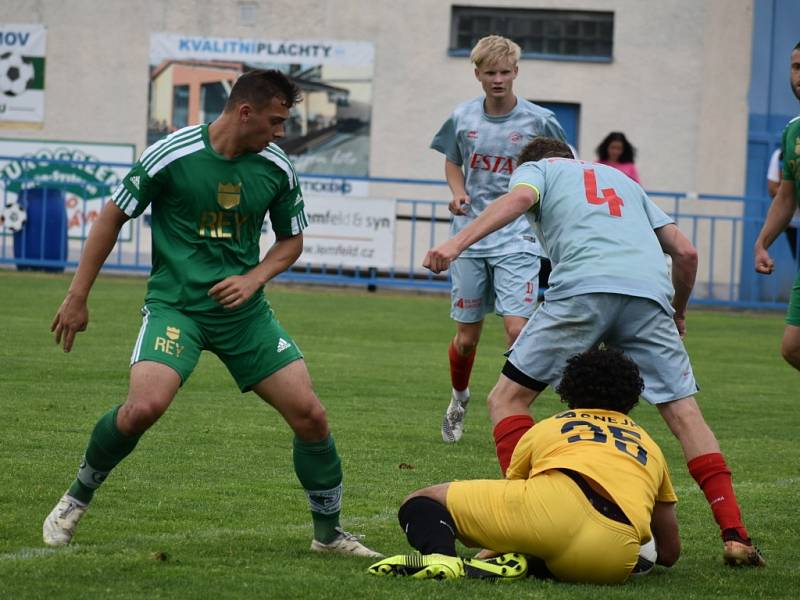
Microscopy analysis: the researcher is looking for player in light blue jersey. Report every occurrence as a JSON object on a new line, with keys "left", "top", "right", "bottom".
{"left": 430, "top": 35, "right": 567, "bottom": 444}
{"left": 424, "top": 137, "right": 765, "bottom": 568}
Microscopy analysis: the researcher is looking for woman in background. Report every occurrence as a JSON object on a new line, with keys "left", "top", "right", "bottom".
{"left": 596, "top": 131, "right": 641, "bottom": 183}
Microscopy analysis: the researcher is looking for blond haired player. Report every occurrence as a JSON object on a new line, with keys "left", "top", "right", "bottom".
{"left": 431, "top": 35, "right": 566, "bottom": 443}
{"left": 369, "top": 348, "right": 680, "bottom": 584}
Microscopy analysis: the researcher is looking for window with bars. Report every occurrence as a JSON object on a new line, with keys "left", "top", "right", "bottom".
{"left": 450, "top": 6, "right": 614, "bottom": 61}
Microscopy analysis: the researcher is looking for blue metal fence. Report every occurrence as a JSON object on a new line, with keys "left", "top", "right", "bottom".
{"left": 1, "top": 157, "right": 797, "bottom": 310}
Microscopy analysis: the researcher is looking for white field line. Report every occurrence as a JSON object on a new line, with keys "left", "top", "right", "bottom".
{"left": 0, "top": 510, "right": 397, "bottom": 561}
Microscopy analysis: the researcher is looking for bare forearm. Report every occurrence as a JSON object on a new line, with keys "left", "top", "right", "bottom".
{"left": 755, "top": 182, "right": 796, "bottom": 250}
{"left": 444, "top": 160, "right": 467, "bottom": 197}
{"left": 451, "top": 189, "right": 534, "bottom": 253}
{"left": 52, "top": 203, "right": 127, "bottom": 351}
{"left": 655, "top": 224, "right": 697, "bottom": 316}
{"left": 650, "top": 501, "right": 680, "bottom": 567}
{"left": 249, "top": 235, "right": 303, "bottom": 285}
{"left": 671, "top": 254, "right": 697, "bottom": 316}
{"left": 68, "top": 205, "right": 126, "bottom": 298}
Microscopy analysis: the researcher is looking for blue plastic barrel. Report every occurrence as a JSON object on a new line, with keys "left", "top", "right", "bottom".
{"left": 13, "top": 187, "right": 68, "bottom": 272}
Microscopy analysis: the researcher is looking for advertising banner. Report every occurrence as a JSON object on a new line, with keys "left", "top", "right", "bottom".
{"left": 262, "top": 195, "right": 395, "bottom": 269}
{"left": 148, "top": 33, "right": 374, "bottom": 178}
{"left": 300, "top": 177, "right": 368, "bottom": 198}
{"left": 0, "top": 24, "right": 46, "bottom": 123}
{"left": 0, "top": 138, "right": 135, "bottom": 238}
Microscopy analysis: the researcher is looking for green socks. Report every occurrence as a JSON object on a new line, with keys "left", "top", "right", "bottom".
{"left": 293, "top": 435, "right": 343, "bottom": 544}
{"left": 65, "top": 412, "right": 344, "bottom": 545}
{"left": 67, "top": 406, "right": 142, "bottom": 504}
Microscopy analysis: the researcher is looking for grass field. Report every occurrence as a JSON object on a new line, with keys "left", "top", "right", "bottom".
{"left": 0, "top": 270, "right": 797, "bottom": 599}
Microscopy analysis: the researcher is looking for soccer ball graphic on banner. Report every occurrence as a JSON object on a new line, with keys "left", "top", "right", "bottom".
{"left": 1, "top": 202, "right": 27, "bottom": 232}
{"left": 0, "top": 52, "right": 35, "bottom": 97}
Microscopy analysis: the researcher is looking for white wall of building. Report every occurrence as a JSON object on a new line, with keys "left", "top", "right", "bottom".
{"left": 0, "top": 0, "right": 753, "bottom": 195}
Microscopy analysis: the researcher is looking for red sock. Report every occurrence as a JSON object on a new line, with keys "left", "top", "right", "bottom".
{"left": 687, "top": 453, "right": 749, "bottom": 541}
{"left": 493, "top": 415, "right": 535, "bottom": 475}
{"left": 449, "top": 340, "right": 476, "bottom": 392}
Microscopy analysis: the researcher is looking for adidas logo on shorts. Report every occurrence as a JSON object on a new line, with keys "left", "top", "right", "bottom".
{"left": 276, "top": 338, "right": 292, "bottom": 353}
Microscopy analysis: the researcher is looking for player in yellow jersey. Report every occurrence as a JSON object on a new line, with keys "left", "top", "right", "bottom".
{"left": 369, "top": 348, "right": 680, "bottom": 584}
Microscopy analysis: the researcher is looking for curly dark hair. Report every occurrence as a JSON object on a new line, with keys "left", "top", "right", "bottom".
{"left": 595, "top": 131, "right": 636, "bottom": 163}
{"left": 555, "top": 348, "right": 644, "bottom": 414}
{"left": 517, "top": 136, "right": 574, "bottom": 165}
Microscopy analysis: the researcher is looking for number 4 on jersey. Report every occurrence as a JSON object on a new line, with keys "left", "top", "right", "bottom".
{"left": 583, "top": 168, "right": 624, "bottom": 217}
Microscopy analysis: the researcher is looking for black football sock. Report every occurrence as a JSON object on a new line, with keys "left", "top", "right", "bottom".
{"left": 398, "top": 496, "right": 458, "bottom": 556}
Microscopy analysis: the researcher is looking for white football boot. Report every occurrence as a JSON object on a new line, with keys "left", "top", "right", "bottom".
{"left": 43, "top": 492, "right": 88, "bottom": 547}
{"left": 441, "top": 389, "right": 469, "bottom": 443}
{"left": 310, "top": 527, "right": 383, "bottom": 557}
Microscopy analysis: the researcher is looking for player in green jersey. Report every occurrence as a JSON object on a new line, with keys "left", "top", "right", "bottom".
{"left": 43, "top": 69, "right": 381, "bottom": 557}
{"left": 755, "top": 41, "right": 800, "bottom": 372}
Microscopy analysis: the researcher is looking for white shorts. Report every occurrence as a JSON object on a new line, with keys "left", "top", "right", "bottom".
{"left": 450, "top": 253, "right": 540, "bottom": 323}
{"left": 507, "top": 293, "right": 699, "bottom": 405}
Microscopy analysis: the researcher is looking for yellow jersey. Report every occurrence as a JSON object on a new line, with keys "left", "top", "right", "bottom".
{"left": 506, "top": 408, "right": 677, "bottom": 540}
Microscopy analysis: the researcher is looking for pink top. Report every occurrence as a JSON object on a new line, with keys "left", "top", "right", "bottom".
{"left": 598, "top": 160, "right": 641, "bottom": 184}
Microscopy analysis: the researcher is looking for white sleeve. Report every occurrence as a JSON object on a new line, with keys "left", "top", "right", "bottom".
{"left": 767, "top": 149, "right": 781, "bottom": 183}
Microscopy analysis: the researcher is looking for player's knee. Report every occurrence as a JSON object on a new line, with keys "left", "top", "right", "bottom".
{"left": 504, "top": 325, "right": 524, "bottom": 345}
{"left": 306, "top": 404, "right": 329, "bottom": 433}
{"left": 658, "top": 398, "right": 703, "bottom": 435}
{"left": 780, "top": 337, "right": 800, "bottom": 369}
{"left": 117, "top": 401, "right": 165, "bottom": 435}
{"left": 486, "top": 384, "right": 509, "bottom": 413}
{"left": 402, "top": 485, "right": 448, "bottom": 507}
{"left": 781, "top": 349, "right": 800, "bottom": 370}
{"left": 454, "top": 335, "right": 479, "bottom": 355}
{"left": 401, "top": 489, "right": 428, "bottom": 505}
{"left": 291, "top": 403, "right": 329, "bottom": 441}
{"left": 486, "top": 385, "right": 499, "bottom": 406}
{"left": 487, "top": 377, "right": 526, "bottom": 407}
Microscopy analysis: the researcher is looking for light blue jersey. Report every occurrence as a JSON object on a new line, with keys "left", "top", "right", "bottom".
{"left": 510, "top": 158, "right": 675, "bottom": 314}
{"left": 431, "top": 97, "right": 566, "bottom": 257}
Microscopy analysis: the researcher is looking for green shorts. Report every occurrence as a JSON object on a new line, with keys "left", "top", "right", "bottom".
{"left": 787, "top": 272, "right": 800, "bottom": 327}
{"left": 130, "top": 300, "right": 304, "bottom": 391}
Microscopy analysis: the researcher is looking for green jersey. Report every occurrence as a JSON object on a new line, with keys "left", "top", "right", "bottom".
{"left": 782, "top": 115, "right": 800, "bottom": 208}
{"left": 112, "top": 124, "right": 307, "bottom": 314}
